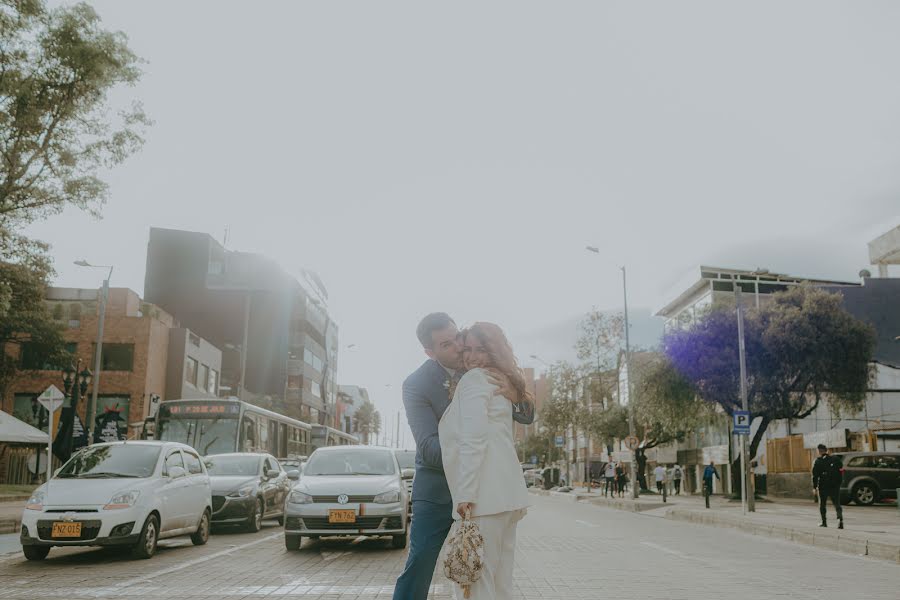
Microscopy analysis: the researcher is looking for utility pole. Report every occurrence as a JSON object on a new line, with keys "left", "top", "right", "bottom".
{"left": 622, "top": 266, "right": 639, "bottom": 500}
{"left": 735, "top": 286, "right": 755, "bottom": 512}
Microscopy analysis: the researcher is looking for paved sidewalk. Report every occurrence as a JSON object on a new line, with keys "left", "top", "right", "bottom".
{"left": 531, "top": 488, "right": 900, "bottom": 562}
{"left": 0, "top": 502, "right": 24, "bottom": 535}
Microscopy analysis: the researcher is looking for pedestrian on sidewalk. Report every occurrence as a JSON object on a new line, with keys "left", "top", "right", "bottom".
{"left": 653, "top": 464, "right": 667, "bottom": 494}
{"left": 702, "top": 461, "right": 719, "bottom": 508}
{"left": 672, "top": 463, "right": 684, "bottom": 495}
{"left": 615, "top": 463, "right": 627, "bottom": 498}
{"left": 812, "top": 444, "right": 844, "bottom": 529}
{"left": 604, "top": 460, "right": 617, "bottom": 497}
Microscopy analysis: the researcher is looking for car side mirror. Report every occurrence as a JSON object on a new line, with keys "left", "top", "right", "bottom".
{"left": 266, "top": 469, "right": 280, "bottom": 479}
{"left": 287, "top": 470, "right": 300, "bottom": 480}
{"left": 401, "top": 468, "right": 415, "bottom": 480}
{"left": 168, "top": 466, "right": 186, "bottom": 479}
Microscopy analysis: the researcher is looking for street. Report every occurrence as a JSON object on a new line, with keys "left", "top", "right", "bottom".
{"left": 0, "top": 496, "right": 895, "bottom": 599}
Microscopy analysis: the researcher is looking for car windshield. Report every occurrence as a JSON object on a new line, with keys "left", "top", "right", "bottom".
{"left": 305, "top": 449, "right": 396, "bottom": 476}
{"left": 204, "top": 455, "right": 260, "bottom": 476}
{"left": 395, "top": 452, "right": 415, "bottom": 470}
{"left": 56, "top": 445, "right": 161, "bottom": 478}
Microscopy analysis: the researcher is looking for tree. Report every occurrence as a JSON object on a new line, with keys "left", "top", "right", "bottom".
{"left": 540, "top": 361, "right": 584, "bottom": 484}
{"left": 665, "top": 285, "right": 876, "bottom": 464}
{"left": 0, "top": 232, "right": 65, "bottom": 402}
{"left": 1, "top": 0, "right": 149, "bottom": 228}
{"left": 353, "top": 400, "right": 381, "bottom": 444}
{"left": 516, "top": 433, "right": 561, "bottom": 466}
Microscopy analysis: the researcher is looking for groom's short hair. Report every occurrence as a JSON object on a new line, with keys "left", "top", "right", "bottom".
{"left": 416, "top": 312, "right": 456, "bottom": 348}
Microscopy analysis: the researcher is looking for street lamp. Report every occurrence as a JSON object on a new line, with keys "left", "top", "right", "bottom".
{"left": 585, "top": 246, "right": 638, "bottom": 499}
{"left": 75, "top": 260, "right": 113, "bottom": 445}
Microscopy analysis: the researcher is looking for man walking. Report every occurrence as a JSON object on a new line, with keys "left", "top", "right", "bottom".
{"left": 392, "top": 313, "right": 535, "bottom": 600}
{"left": 604, "top": 460, "right": 617, "bottom": 497}
{"left": 812, "top": 444, "right": 844, "bottom": 529}
{"left": 702, "top": 461, "right": 719, "bottom": 508}
{"left": 672, "top": 463, "right": 684, "bottom": 495}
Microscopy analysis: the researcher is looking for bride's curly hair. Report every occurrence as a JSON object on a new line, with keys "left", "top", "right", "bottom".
{"left": 463, "top": 322, "right": 533, "bottom": 404}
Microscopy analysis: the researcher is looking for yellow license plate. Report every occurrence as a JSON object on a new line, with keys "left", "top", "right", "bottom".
{"left": 51, "top": 522, "right": 82, "bottom": 538}
{"left": 328, "top": 509, "right": 356, "bottom": 524}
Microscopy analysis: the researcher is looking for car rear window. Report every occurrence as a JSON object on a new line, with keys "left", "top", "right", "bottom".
{"left": 847, "top": 456, "right": 869, "bottom": 467}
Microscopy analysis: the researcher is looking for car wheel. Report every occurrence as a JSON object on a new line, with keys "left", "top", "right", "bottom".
{"left": 246, "top": 498, "right": 263, "bottom": 533}
{"left": 22, "top": 546, "right": 50, "bottom": 561}
{"left": 853, "top": 483, "right": 877, "bottom": 506}
{"left": 391, "top": 532, "right": 408, "bottom": 549}
{"left": 191, "top": 509, "right": 211, "bottom": 546}
{"left": 132, "top": 514, "right": 159, "bottom": 560}
{"left": 285, "top": 534, "right": 302, "bottom": 551}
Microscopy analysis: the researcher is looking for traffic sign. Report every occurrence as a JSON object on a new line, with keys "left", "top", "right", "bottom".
{"left": 530, "top": 455, "right": 538, "bottom": 464}
{"left": 554, "top": 435, "right": 564, "bottom": 447}
{"left": 38, "top": 385, "right": 65, "bottom": 413}
{"left": 733, "top": 410, "right": 751, "bottom": 435}
{"left": 624, "top": 435, "right": 640, "bottom": 451}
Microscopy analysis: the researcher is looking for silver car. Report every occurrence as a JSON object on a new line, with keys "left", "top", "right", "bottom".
{"left": 284, "top": 446, "right": 409, "bottom": 550}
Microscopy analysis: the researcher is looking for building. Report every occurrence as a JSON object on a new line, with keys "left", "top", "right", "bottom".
{"left": 655, "top": 266, "right": 857, "bottom": 331}
{"left": 337, "top": 385, "right": 370, "bottom": 434}
{"left": 144, "top": 227, "right": 338, "bottom": 425}
{"left": 5, "top": 287, "right": 220, "bottom": 439}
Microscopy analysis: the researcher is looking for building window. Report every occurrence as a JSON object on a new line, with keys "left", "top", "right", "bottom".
{"left": 13, "top": 394, "right": 48, "bottom": 432}
{"left": 185, "top": 357, "right": 198, "bottom": 386}
{"left": 208, "top": 369, "right": 219, "bottom": 395}
{"left": 303, "top": 349, "right": 323, "bottom": 372}
{"left": 21, "top": 342, "right": 77, "bottom": 370}
{"left": 95, "top": 343, "right": 134, "bottom": 371}
{"left": 199, "top": 364, "right": 210, "bottom": 392}
{"left": 309, "top": 382, "right": 321, "bottom": 398}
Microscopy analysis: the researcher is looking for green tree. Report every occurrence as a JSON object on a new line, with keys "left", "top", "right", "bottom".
{"left": 1, "top": 0, "right": 149, "bottom": 228}
{"left": 540, "top": 361, "right": 584, "bottom": 484}
{"left": 353, "top": 400, "right": 381, "bottom": 444}
{"left": 665, "top": 286, "right": 876, "bottom": 463}
{"left": 0, "top": 232, "right": 65, "bottom": 401}
{"left": 515, "top": 433, "right": 561, "bottom": 466}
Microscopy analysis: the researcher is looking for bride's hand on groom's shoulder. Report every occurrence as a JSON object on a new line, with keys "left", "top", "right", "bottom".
{"left": 485, "top": 369, "right": 518, "bottom": 403}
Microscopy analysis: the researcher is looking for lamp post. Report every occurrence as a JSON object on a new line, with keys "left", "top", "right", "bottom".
{"left": 75, "top": 260, "right": 112, "bottom": 444}
{"left": 30, "top": 397, "right": 48, "bottom": 482}
{"left": 585, "top": 247, "right": 638, "bottom": 499}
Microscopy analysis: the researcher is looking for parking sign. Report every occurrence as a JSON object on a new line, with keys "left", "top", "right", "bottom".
{"left": 554, "top": 435, "right": 564, "bottom": 447}
{"left": 733, "top": 410, "right": 751, "bottom": 435}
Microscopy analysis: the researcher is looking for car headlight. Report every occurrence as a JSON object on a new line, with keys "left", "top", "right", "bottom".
{"left": 104, "top": 490, "right": 140, "bottom": 510}
{"left": 228, "top": 484, "right": 255, "bottom": 498}
{"left": 25, "top": 489, "right": 45, "bottom": 511}
{"left": 288, "top": 490, "right": 312, "bottom": 504}
{"left": 374, "top": 490, "right": 400, "bottom": 504}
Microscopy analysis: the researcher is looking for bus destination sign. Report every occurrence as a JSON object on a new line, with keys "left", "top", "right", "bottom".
{"left": 162, "top": 402, "right": 241, "bottom": 418}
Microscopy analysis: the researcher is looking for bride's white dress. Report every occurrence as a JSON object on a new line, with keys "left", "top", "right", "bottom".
{"left": 439, "top": 368, "right": 530, "bottom": 600}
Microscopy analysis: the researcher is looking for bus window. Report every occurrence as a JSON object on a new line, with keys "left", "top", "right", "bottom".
{"left": 279, "top": 423, "right": 288, "bottom": 457}
{"left": 241, "top": 414, "right": 258, "bottom": 452}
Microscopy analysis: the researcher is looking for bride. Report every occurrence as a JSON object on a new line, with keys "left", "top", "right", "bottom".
{"left": 439, "top": 322, "right": 531, "bottom": 600}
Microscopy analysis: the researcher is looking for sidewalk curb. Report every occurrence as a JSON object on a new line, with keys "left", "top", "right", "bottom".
{"left": 0, "top": 519, "right": 20, "bottom": 535}
{"left": 528, "top": 488, "right": 900, "bottom": 564}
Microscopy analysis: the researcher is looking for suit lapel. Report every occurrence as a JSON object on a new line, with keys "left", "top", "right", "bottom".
{"left": 426, "top": 359, "right": 452, "bottom": 416}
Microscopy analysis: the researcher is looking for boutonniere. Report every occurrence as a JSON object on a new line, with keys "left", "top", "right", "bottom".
{"left": 444, "top": 378, "right": 458, "bottom": 401}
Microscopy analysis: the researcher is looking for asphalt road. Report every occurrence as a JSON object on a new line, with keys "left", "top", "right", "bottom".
{"left": 0, "top": 497, "right": 895, "bottom": 599}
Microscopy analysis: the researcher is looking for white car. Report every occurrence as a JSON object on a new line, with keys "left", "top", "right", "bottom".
{"left": 20, "top": 441, "right": 212, "bottom": 561}
{"left": 284, "top": 446, "right": 409, "bottom": 550}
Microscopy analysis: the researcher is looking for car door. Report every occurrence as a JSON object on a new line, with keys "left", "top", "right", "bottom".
{"left": 160, "top": 449, "right": 191, "bottom": 532}
{"left": 872, "top": 455, "right": 900, "bottom": 495}
{"left": 268, "top": 457, "right": 289, "bottom": 514}
{"left": 182, "top": 450, "right": 210, "bottom": 527}
{"left": 261, "top": 456, "right": 279, "bottom": 516}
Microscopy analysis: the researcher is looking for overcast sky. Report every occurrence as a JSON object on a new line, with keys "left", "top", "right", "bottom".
{"left": 25, "top": 1, "right": 900, "bottom": 448}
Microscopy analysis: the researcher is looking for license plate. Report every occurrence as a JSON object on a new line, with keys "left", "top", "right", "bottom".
{"left": 51, "top": 522, "right": 82, "bottom": 538}
{"left": 328, "top": 509, "right": 356, "bottom": 524}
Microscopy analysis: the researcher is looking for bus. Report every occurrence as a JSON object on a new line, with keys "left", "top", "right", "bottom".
{"left": 310, "top": 425, "right": 358, "bottom": 452}
{"left": 154, "top": 399, "right": 312, "bottom": 458}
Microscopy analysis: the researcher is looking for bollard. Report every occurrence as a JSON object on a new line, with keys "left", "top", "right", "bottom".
{"left": 897, "top": 489, "right": 899, "bottom": 515}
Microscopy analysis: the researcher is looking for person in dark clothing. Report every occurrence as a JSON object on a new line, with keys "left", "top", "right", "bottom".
{"left": 702, "top": 461, "right": 719, "bottom": 508}
{"left": 812, "top": 444, "right": 843, "bottom": 529}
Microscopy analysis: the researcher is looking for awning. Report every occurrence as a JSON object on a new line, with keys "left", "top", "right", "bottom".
{"left": 0, "top": 411, "right": 48, "bottom": 444}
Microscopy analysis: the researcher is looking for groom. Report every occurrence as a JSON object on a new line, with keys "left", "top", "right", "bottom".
{"left": 393, "top": 312, "right": 534, "bottom": 600}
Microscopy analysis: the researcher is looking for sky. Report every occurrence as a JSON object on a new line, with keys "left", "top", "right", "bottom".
{"left": 23, "top": 1, "right": 900, "bottom": 448}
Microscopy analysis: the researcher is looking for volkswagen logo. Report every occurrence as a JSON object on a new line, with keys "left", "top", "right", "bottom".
{"left": 337, "top": 494, "right": 349, "bottom": 505}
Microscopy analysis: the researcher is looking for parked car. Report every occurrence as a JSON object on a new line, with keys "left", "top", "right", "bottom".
{"left": 20, "top": 441, "right": 212, "bottom": 561}
{"left": 523, "top": 468, "right": 543, "bottom": 488}
{"left": 205, "top": 453, "right": 296, "bottom": 531}
{"left": 394, "top": 449, "right": 416, "bottom": 516}
{"left": 284, "top": 446, "right": 409, "bottom": 551}
{"left": 834, "top": 451, "right": 900, "bottom": 506}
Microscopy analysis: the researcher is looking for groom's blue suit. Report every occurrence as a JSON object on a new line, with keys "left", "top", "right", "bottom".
{"left": 393, "top": 359, "right": 534, "bottom": 600}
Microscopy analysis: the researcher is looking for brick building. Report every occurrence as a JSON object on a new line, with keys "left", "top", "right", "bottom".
{"left": 5, "top": 287, "right": 220, "bottom": 439}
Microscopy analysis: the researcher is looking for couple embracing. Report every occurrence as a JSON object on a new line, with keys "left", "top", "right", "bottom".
{"left": 393, "top": 313, "right": 533, "bottom": 600}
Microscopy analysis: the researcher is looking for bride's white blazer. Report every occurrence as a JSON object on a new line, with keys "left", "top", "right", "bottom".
{"left": 439, "top": 368, "right": 531, "bottom": 518}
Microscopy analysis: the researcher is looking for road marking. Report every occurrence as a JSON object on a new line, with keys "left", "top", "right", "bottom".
{"left": 106, "top": 531, "right": 283, "bottom": 592}
{"left": 575, "top": 519, "right": 601, "bottom": 528}
{"left": 640, "top": 541, "right": 694, "bottom": 560}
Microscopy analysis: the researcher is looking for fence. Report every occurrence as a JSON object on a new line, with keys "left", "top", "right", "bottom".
{"left": 0, "top": 445, "right": 62, "bottom": 484}
{"left": 767, "top": 435, "right": 812, "bottom": 474}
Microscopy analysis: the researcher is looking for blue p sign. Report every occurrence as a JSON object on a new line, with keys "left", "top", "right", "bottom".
{"left": 733, "top": 410, "right": 751, "bottom": 435}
